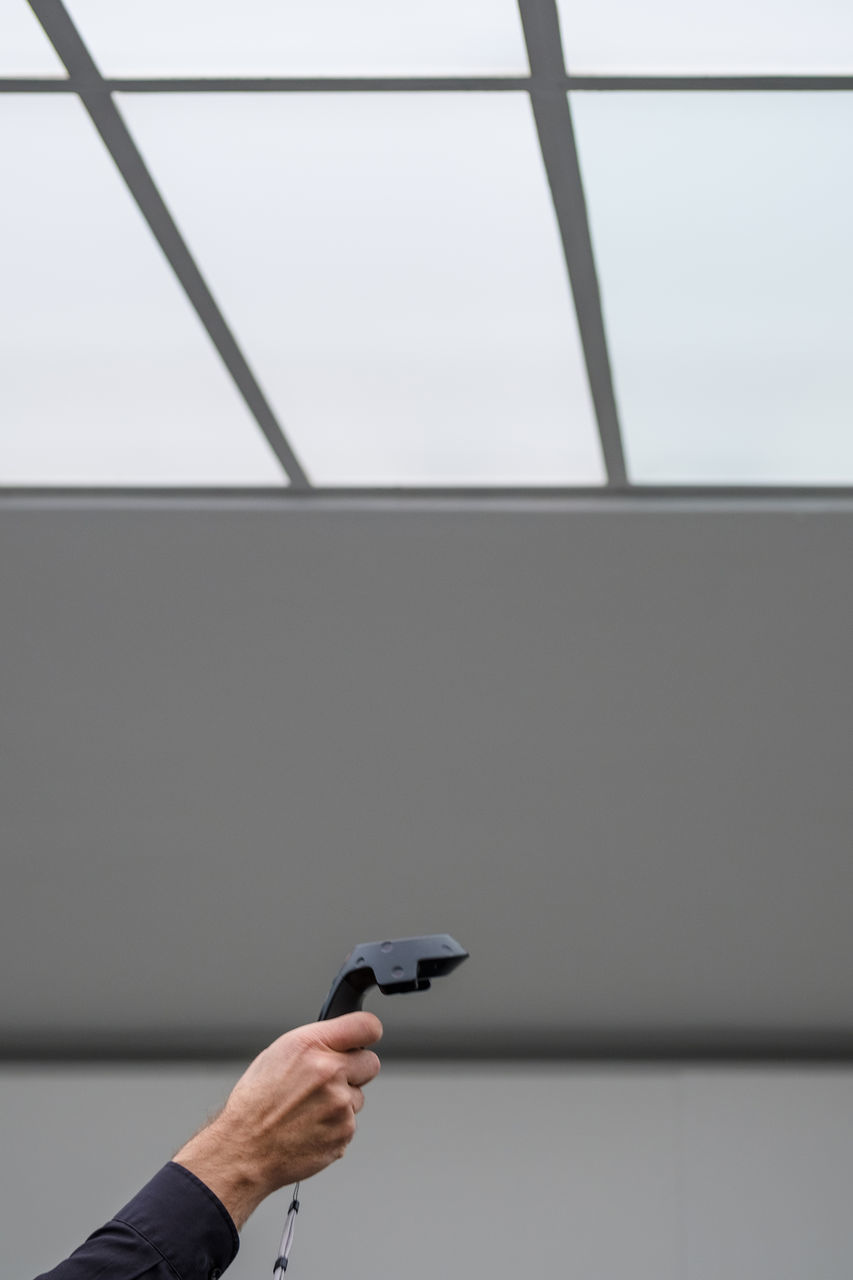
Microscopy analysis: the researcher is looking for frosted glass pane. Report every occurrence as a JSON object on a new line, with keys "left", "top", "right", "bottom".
{"left": 119, "top": 93, "right": 603, "bottom": 486}
{"left": 66, "top": 0, "right": 528, "bottom": 77}
{"left": 0, "top": 1, "right": 65, "bottom": 75}
{"left": 0, "top": 96, "right": 286, "bottom": 485}
{"left": 558, "top": 0, "right": 853, "bottom": 75}
{"left": 572, "top": 92, "right": 853, "bottom": 483}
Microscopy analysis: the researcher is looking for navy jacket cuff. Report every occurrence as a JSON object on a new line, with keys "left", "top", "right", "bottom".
{"left": 114, "top": 1161, "right": 239, "bottom": 1279}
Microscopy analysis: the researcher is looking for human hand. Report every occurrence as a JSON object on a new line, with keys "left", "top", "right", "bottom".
{"left": 174, "top": 1012, "right": 382, "bottom": 1228}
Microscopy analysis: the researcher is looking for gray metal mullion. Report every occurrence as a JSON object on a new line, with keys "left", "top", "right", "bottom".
{"left": 517, "top": 0, "right": 627, "bottom": 486}
{"left": 0, "top": 77, "right": 75, "bottom": 90}
{"left": 105, "top": 75, "right": 531, "bottom": 93}
{"left": 26, "top": 0, "right": 310, "bottom": 488}
{"left": 568, "top": 74, "right": 853, "bottom": 92}
{"left": 5, "top": 73, "right": 853, "bottom": 95}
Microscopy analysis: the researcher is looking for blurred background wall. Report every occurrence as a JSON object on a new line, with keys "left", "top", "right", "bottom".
{"left": 6, "top": 1062, "right": 853, "bottom": 1280}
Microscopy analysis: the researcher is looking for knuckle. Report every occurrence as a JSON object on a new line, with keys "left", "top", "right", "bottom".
{"left": 325, "top": 1083, "right": 352, "bottom": 1121}
{"left": 316, "top": 1054, "right": 341, "bottom": 1085}
{"left": 336, "top": 1087, "right": 355, "bottom": 1118}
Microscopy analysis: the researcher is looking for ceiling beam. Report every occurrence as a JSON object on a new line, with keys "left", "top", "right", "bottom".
{"left": 6, "top": 75, "right": 853, "bottom": 94}
{"left": 518, "top": 0, "right": 627, "bottom": 486}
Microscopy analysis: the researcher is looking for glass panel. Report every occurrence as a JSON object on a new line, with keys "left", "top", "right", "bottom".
{"left": 0, "top": 96, "right": 286, "bottom": 485}
{"left": 119, "top": 92, "right": 603, "bottom": 486}
{"left": 558, "top": 0, "right": 853, "bottom": 75}
{"left": 572, "top": 91, "right": 853, "bottom": 483}
{"left": 0, "top": 1, "right": 65, "bottom": 75}
{"left": 66, "top": 0, "right": 529, "bottom": 77}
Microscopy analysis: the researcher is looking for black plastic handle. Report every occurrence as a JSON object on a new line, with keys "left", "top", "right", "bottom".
{"left": 318, "top": 934, "right": 469, "bottom": 1020}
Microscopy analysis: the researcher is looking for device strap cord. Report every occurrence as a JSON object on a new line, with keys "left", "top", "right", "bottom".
{"left": 272, "top": 1184, "right": 300, "bottom": 1274}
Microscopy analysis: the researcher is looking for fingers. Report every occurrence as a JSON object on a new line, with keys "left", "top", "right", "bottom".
{"left": 344, "top": 1047, "right": 381, "bottom": 1087}
{"left": 350, "top": 1085, "right": 365, "bottom": 1115}
{"left": 313, "top": 1011, "right": 383, "bottom": 1053}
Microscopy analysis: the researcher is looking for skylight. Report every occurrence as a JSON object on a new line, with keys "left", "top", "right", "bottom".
{"left": 1, "top": 1, "right": 65, "bottom": 75}
{"left": 4, "top": 0, "right": 852, "bottom": 491}
{"left": 572, "top": 91, "right": 853, "bottom": 484}
{"left": 557, "top": 0, "right": 853, "bottom": 75}
{"left": 0, "top": 95, "right": 285, "bottom": 486}
{"left": 65, "top": 0, "right": 529, "bottom": 77}
{"left": 119, "top": 91, "right": 603, "bottom": 486}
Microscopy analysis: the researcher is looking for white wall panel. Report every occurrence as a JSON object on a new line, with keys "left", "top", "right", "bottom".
{"left": 1, "top": 1064, "right": 680, "bottom": 1280}
{"left": 6, "top": 1064, "right": 853, "bottom": 1280}
{"left": 682, "top": 1071, "right": 853, "bottom": 1280}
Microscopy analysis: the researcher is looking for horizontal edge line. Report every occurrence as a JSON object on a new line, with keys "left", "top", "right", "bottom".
{"left": 4, "top": 75, "right": 853, "bottom": 94}
{"left": 569, "top": 74, "right": 853, "bottom": 91}
{"left": 8, "top": 1031, "right": 853, "bottom": 1065}
{"left": 0, "top": 77, "right": 72, "bottom": 90}
{"left": 107, "top": 75, "right": 531, "bottom": 93}
{"left": 0, "top": 75, "right": 531, "bottom": 93}
{"left": 4, "top": 486, "right": 853, "bottom": 511}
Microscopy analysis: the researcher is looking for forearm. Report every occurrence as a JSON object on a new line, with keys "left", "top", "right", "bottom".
{"left": 174, "top": 1120, "right": 269, "bottom": 1230}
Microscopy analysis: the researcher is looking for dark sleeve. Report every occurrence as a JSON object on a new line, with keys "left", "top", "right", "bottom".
{"left": 34, "top": 1161, "right": 240, "bottom": 1280}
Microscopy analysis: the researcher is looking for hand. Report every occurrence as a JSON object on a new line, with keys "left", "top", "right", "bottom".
{"left": 173, "top": 1012, "right": 382, "bottom": 1228}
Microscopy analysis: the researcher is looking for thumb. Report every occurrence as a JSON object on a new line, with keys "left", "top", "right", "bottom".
{"left": 311, "top": 1011, "right": 383, "bottom": 1052}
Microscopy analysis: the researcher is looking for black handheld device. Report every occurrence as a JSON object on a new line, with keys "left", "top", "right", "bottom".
{"left": 273, "top": 933, "right": 469, "bottom": 1274}
{"left": 318, "top": 933, "right": 469, "bottom": 1020}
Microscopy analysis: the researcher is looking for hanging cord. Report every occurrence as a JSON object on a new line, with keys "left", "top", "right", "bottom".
{"left": 272, "top": 1183, "right": 300, "bottom": 1274}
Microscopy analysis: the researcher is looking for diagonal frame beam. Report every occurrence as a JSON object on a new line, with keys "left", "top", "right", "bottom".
{"left": 517, "top": 0, "right": 627, "bottom": 486}
{"left": 27, "top": 0, "right": 310, "bottom": 488}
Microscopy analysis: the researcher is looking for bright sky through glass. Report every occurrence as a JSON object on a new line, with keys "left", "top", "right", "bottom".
{"left": 66, "top": 0, "right": 529, "bottom": 77}
{"left": 0, "top": 2, "right": 65, "bottom": 75}
{"left": 558, "top": 0, "right": 853, "bottom": 74}
{"left": 0, "top": 96, "right": 286, "bottom": 486}
{"left": 572, "top": 91, "right": 853, "bottom": 483}
{"left": 119, "top": 91, "right": 604, "bottom": 486}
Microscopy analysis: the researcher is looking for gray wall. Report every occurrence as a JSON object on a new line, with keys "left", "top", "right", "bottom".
{"left": 5, "top": 501, "right": 853, "bottom": 1057}
{"left": 4, "top": 1061, "right": 853, "bottom": 1280}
